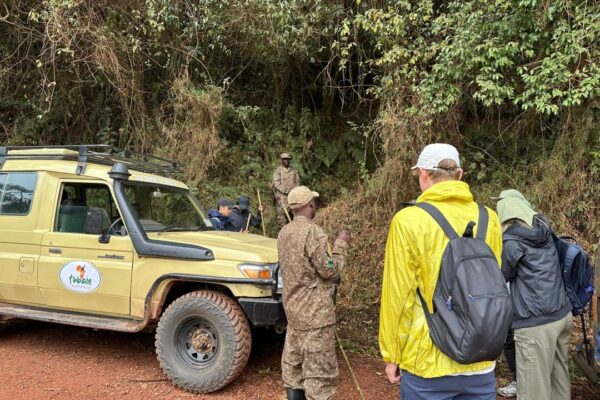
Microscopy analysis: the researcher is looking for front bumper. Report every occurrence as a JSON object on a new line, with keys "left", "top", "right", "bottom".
{"left": 238, "top": 296, "right": 286, "bottom": 327}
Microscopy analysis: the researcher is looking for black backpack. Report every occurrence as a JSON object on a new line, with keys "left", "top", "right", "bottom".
{"left": 533, "top": 215, "right": 594, "bottom": 316}
{"left": 416, "top": 203, "right": 513, "bottom": 364}
{"left": 553, "top": 234, "right": 594, "bottom": 316}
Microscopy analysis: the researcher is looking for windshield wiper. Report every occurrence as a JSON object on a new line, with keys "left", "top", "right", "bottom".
{"left": 158, "top": 226, "right": 193, "bottom": 232}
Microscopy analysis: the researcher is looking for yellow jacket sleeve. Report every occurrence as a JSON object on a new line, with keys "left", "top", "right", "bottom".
{"left": 378, "top": 212, "right": 417, "bottom": 363}
{"left": 484, "top": 206, "right": 503, "bottom": 266}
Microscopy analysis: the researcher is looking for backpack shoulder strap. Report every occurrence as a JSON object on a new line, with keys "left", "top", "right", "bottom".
{"left": 415, "top": 203, "right": 459, "bottom": 240}
{"left": 476, "top": 204, "right": 489, "bottom": 241}
{"left": 563, "top": 244, "right": 581, "bottom": 269}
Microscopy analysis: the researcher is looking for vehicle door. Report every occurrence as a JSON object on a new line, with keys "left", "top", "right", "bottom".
{"left": 0, "top": 171, "right": 44, "bottom": 304}
{"left": 39, "top": 181, "right": 134, "bottom": 316}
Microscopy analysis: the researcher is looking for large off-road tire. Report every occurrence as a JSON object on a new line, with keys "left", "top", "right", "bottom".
{"left": 155, "top": 290, "right": 251, "bottom": 393}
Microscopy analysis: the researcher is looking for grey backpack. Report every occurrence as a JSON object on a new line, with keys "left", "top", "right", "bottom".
{"left": 416, "top": 203, "right": 513, "bottom": 364}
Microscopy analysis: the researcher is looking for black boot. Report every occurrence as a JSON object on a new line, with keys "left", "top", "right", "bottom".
{"left": 286, "top": 388, "right": 306, "bottom": 400}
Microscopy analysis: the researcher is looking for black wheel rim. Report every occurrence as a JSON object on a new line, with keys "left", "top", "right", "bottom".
{"left": 175, "top": 318, "right": 219, "bottom": 369}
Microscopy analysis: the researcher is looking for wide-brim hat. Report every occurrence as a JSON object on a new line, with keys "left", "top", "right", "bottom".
{"left": 280, "top": 152, "right": 292, "bottom": 159}
{"left": 496, "top": 190, "right": 537, "bottom": 225}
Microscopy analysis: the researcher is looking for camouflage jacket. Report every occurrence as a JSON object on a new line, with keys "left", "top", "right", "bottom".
{"left": 278, "top": 215, "right": 348, "bottom": 330}
{"left": 272, "top": 166, "right": 300, "bottom": 196}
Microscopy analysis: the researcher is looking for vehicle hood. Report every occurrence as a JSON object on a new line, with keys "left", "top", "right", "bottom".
{"left": 147, "top": 231, "right": 278, "bottom": 263}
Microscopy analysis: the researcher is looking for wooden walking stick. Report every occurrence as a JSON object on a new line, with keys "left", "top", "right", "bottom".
{"left": 271, "top": 186, "right": 292, "bottom": 223}
{"left": 245, "top": 212, "right": 252, "bottom": 233}
{"left": 256, "top": 189, "right": 266, "bottom": 236}
{"left": 283, "top": 204, "right": 291, "bottom": 223}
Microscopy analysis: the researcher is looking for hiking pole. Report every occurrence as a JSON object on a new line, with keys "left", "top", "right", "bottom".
{"left": 335, "top": 330, "right": 366, "bottom": 400}
{"left": 581, "top": 314, "right": 592, "bottom": 364}
{"left": 256, "top": 189, "right": 266, "bottom": 236}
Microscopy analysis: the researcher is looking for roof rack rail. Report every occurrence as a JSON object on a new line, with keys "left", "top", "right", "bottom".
{"left": 0, "top": 145, "right": 181, "bottom": 176}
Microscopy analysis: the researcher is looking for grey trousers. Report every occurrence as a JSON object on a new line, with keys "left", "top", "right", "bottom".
{"left": 514, "top": 312, "right": 572, "bottom": 400}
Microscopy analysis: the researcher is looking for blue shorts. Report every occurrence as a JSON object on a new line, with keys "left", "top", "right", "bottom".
{"left": 400, "top": 370, "right": 496, "bottom": 400}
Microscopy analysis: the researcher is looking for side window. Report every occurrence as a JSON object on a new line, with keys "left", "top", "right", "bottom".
{"left": 86, "top": 186, "right": 118, "bottom": 219}
{"left": 56, "top": 183, "right": 119, "bottom": 234}
{"left": 0, "top": 172, "right": 37, "bottom": 215}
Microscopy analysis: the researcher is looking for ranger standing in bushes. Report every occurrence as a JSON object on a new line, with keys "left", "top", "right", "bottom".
{"left": 278, "top": 186, "right": 351, "bottom": 400}
{"left": 272, "top": 152, "right": 300, "bottom": 227}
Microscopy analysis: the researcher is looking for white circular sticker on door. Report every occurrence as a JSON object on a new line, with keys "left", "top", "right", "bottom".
{"left": 59, "top": 261, "right": 102, "bottom": 293}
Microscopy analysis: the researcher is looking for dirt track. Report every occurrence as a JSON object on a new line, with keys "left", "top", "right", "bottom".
{"left": 0, "top": 318, "right": 395, "bottom": 400}
{"left": 0, "top": 318, "right": 597, "bottom": 399}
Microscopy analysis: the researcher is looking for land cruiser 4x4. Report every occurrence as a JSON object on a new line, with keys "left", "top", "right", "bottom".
{"left": 0, "top": 145, "right": 284, "bottom": 393}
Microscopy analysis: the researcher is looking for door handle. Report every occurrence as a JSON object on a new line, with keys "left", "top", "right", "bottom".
{"left": 48, "top": 247, "right": 63, "bottom": 254}
{"left": 98, "top": 254, "right": 124, "bottom": 260}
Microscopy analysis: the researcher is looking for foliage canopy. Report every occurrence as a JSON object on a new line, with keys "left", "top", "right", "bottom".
{"left": 1, "top": 0, "right": 598, "bottom": 346}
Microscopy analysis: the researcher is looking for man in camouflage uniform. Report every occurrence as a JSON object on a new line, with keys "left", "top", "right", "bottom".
{"left": 278, "top": 186, "right": 351, "bottom": 400}
{"left": 272, "top": 152, "right": 300, "bottom": 227}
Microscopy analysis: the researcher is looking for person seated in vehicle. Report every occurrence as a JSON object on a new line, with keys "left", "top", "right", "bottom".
{"left": 230, "top": 195, "right": 263, "bottom": 232}
{"left": 208, "top": 199, "right": 236, "bottom": 231}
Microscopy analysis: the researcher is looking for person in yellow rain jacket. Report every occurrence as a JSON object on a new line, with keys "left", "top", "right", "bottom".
{"left": 379, "top": 143, "right": 503, "bottom": 400}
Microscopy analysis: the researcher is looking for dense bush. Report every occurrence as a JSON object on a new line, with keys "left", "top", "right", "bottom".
{"left": 1, "top": 0, "right": 598, "bottom": 346}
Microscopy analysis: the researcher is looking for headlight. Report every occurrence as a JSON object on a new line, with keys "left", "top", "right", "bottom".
{"left": 238, "top": 263, "right": 273, "bottom": 280}
{"left": 275, "top": 263, "right": 283, "bottom": 293}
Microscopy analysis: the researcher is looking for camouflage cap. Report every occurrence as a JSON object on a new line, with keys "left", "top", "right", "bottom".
{"left": 280, "top": 152, "right": 292, "bottom": 159}
{"left": 288, "top": 186, "right": 319, "bottom": 210}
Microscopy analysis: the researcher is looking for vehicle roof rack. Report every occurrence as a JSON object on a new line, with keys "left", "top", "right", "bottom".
{"left": 0, "top": 145, "right": 181, "bottom": 176}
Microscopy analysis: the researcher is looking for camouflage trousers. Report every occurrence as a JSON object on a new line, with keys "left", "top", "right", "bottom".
{"left": 282, "top": 325, "right": 339, "bottom": 400}
{"left": 275, "top": 195, "right": 291, "bottom": 227}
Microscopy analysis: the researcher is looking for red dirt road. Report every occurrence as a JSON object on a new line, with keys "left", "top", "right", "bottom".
{"left": 0, "top": 318, "right": 598, "bottom": 399}
{"left": 0, "top": 318, "right": 394, "bottom": 400}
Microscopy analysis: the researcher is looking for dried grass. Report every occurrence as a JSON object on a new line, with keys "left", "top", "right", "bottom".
{"left": 316, "top": 97, "right": 599, "bottom": 351}
{"left": 159, "top": 77, "right": 224, "bottom": 184}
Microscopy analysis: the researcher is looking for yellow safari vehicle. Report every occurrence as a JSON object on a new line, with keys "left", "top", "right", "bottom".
{"left": 0, "top": 145, "right": 284, "bottom": 393}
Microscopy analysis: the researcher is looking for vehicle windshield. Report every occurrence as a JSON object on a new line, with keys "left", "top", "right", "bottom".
{"left": 123, "top": 182, "right": 213, "bottom": 232}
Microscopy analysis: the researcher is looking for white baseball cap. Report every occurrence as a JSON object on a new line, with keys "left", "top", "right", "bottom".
{"left": 411, "top": 143, "right": 461, "bottom": 170}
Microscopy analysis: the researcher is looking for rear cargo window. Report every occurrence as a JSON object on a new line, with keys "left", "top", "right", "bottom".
{"left": 0, "top": 172, "right": 37, "bottom": 215}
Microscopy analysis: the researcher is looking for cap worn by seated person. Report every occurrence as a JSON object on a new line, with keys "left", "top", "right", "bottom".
{"left": 287, "top": 186, "right": 319, "bottom": 210}
{"left": 217, "top": 199, "right": 234, "bottom": 209}
{"left": 237, "top": 195, "right": 250, "bottom": 211}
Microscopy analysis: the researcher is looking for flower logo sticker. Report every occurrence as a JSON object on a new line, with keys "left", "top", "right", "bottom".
{"left": 59, "top": 261, "right": 102, "bottom": 293}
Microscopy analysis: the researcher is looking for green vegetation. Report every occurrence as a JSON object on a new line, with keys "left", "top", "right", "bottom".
{"left": 1, "top": 0, "right": 598, "bottom": 347}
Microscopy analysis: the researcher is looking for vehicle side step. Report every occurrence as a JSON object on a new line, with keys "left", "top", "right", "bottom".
{"left": 0, "top": 303, "right": 147, "bottom": 333}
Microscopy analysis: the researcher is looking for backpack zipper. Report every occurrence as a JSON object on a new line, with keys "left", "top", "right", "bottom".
{"left": 446, "top": 254, "right": 499, "bottom": 310}
{"left": 468, "top": 293, "right": 508, "bottom": 300}
{"left": 459, "top": 254, "right": 497, "bottom": 261}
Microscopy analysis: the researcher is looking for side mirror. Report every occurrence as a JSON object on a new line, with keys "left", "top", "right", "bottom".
{"left": 84, "top": 209, "right": 104, "bottom": 235}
